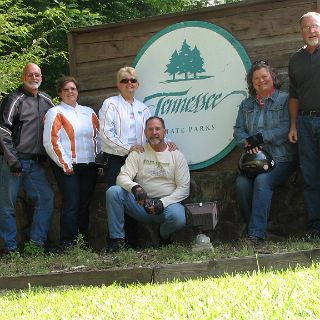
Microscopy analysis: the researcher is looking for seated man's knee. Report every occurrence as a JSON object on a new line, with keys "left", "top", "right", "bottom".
{"left": 106, "top": 185, "right": 122, "bottom": 199}
{"left": 166, "top": 204, "right": 186, "bottom": 228}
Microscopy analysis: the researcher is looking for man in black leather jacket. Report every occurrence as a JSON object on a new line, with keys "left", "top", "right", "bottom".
{"left": 0, "top": 62, "right": 54, "bottom": 254}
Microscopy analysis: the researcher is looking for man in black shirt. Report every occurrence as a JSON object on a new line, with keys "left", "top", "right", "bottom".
{"left": 288, "top": 12, "right": 320, "bottom": 238}
{"left": 0, "top": 63, "right": 54, "bottom": 254}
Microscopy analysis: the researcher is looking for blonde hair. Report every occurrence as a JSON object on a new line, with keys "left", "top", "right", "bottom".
{"left": 116, "top": 66, "right": 138, "bottom": 84}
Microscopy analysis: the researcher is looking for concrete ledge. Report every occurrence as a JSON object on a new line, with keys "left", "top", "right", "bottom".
{"left": 1, "top": 249, "right": 320, "bottom": 290}
{"left": 0, "top": 267, "right": 153, "bottom": 290}
{"left": 153, "top": 249, "right": 320, "bottom": 283}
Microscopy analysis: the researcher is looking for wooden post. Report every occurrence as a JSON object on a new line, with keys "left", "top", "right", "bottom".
{"left": 67, "top": 32, "right": 77, "bottom": 77}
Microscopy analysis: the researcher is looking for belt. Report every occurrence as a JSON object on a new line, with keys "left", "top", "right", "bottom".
{"left": 299, "top": 110, "right": 320, "bottom": 117}
{"left": 18, "top": 153, "right": 47, "bottom": 162}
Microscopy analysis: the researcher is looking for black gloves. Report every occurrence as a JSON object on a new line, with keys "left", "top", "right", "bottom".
{"left": 94, "top": 151, "right": 110, "bottom": 168}
{"left": 153, "top": 199, "right": 164, "bottom": 215}
{"left": 246, "top": 133, "right": 263, "bottom": 148}
{"left": 10, "top": 163, "right": 22, "bottom": 174}
{"left": 131, "top": 185, "right": 147, "bottom": 202}
{"left": 144, "top": 199, "right": 164, "bottom": 215}
{"left": 132, "top": 185, "right": 164, "bottom": 215}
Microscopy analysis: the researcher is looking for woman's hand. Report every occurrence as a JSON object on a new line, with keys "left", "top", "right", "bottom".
{"left": 65, "top": 168, "right": 74, "bottom": 175}
{"left": 246, "top": 146, "right": 261, "bottom": 154}
{"left": 244, "top": 141, "right": 261, "bottom": 154}
{"left": 167, "top": 141, "right": 177, "bottom": 151}
{"left": 129, "top": 145, "right": 145, "bottom": 153}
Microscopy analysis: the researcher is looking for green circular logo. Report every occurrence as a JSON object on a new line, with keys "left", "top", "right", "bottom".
{"left": 133, "top": 21, "right": 250, "bottom": 170}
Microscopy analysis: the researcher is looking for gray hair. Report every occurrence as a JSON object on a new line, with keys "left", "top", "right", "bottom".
{"left": 299, "top": 12, "right": 320, "bottom": 24}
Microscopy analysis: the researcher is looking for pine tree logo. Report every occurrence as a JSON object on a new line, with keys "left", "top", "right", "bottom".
{"left": 165, "top": 39, "right": 212, "bottom": 82}
{"left": 133, "top": 20, "right": 250, "bottom": 169}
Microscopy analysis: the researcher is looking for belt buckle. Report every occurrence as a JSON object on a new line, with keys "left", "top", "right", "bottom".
{"left": 302, "top": 110, "right": 317, "bottom": 117}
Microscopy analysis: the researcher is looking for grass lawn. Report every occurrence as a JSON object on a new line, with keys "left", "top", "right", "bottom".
{"left": 0, "top": 263, "right": 319, "bottom": 319}
{"left": 0, "top": 236, "right": 319, "bottom": 277}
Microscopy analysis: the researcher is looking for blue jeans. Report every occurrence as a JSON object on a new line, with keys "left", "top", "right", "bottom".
{"left": 235, "top": 161, "right": 297, "bottom": 239}
{"left": 106, "top": 186, "right": 186, "bottom": 240}
{"left": 104, "top": 154, "right": 137, "bottom": 244}
{"left": 51, "top": 162, "right": 98, "bottom": 245}
{"left": 0, "top": 156, "right": 54, "bottom": 250}
{"left": 297, "top": 115, "right": 320, "bottom": 232}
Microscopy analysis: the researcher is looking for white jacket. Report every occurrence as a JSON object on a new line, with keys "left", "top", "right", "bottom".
{"left": 99, "top": 95, "right": 151, "bottom": 156}
{"left": 43, "top": 102, "right": 99, "bottom": 172}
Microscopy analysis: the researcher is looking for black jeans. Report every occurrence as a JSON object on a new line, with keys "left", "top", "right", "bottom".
{"left": 105, "top": 154, "right": 127, "bottom": 189}
{"left": 52, "top": 162, "right": 98, "bottom": 245}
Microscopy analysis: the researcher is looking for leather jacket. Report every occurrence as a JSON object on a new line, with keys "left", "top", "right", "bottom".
{"left": 0, "top": 86, "right": 54, "bottom": 169}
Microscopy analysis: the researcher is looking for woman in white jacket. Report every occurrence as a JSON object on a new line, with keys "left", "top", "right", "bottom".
{"left": 43, "top": 76, "right": 99, "bottom": 250}
{"left": 99, "top": 66, "right": 151, "bottom": 188}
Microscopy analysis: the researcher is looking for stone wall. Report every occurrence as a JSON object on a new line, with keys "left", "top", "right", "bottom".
{"left": 1, "top": 147, "right": 307, "bottom": 252}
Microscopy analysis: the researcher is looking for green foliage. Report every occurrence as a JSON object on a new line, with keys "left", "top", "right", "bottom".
{"left": 3, "top": 249, "right": 24, "bottom": 264}
{"left": 0, "top": 0, "right": 211, "bottom": 99}
{"left": 214, "top": 0, "right": 244, "bottom": 4}
{"left": 23, "top": 241, "right": 45, "bottom": 257}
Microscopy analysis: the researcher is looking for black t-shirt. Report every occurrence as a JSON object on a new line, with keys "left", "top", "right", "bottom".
{"left": 288, "top": 46, "right": 320, "bottom": 111}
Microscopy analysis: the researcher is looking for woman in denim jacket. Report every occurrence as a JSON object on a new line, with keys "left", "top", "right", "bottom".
{"left": 233, "top": 60, "right": 298, "bottom": 245}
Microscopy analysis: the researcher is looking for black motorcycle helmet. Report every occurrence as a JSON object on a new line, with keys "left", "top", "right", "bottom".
{"left": 239, "top": 149, "right": 275, "bottom": 178}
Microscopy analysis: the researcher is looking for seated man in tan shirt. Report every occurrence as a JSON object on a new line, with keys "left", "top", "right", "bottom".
{"left": 105, "top": 116, "right": 190, "bottom": 253}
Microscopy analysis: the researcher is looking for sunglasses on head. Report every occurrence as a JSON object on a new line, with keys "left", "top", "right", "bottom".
{"left": 120, "top": 78, "right": 138, "bottom": 84}
{"left": 252, "top": 60, "right": 269, "bottom": 66}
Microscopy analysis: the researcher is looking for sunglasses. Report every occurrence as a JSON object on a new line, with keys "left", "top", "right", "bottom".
{"left": 120, "top": 78, "right": 138, "bottom": 84}
{"left": 252, "top": 60, "right": 269, "bottom": 66}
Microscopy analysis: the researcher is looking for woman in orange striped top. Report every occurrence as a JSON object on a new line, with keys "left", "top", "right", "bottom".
{"left": 43, "top": 76, "right": 99, "bottom": 250}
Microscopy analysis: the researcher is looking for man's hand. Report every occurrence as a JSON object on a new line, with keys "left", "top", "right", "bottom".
{"left": 288, "top": 127, "right": 298, "bottom": 143}
{"left": 144, "top": 199, "right": 164, "bottom": 215}
{"left": 10, "top": 164, "right": 22, "bottom": 177}
{"left": 131, "top": 185, "right": 147, "bottom": 205}
{"left": 153, "top": 199, "right": 164, "bottom": 215}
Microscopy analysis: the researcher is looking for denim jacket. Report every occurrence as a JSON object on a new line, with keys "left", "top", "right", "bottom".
{"left": 233, "top": 90, "right": 297, "bottom": 163}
